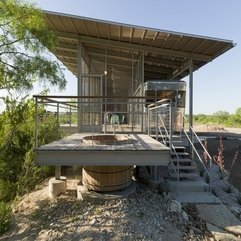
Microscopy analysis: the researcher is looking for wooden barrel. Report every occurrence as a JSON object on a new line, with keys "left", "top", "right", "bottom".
{"left": 82, "top": 166, "right": 133, "bottom": 192}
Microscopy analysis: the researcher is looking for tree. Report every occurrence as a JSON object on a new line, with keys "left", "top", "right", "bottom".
{"left": 0, "top": 0, "right": 66, "bottom": 91}
{"left": 213, "top": 110, "right": 229, "bottom": 124}
{"left": 235, "top": 107, "right": 241, "bottom": 116}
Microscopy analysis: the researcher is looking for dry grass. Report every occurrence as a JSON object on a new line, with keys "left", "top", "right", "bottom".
{"left": 196, "top": 136, "right": 241, "bottom": 192}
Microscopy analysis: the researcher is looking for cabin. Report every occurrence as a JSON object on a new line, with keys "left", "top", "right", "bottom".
{"left": 35, "top": 11, "right": 235, "bottom": 202}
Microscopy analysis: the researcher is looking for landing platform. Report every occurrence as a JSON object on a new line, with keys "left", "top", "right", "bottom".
{"left": 36, "top": 133, "right": 170, "bottom": 166}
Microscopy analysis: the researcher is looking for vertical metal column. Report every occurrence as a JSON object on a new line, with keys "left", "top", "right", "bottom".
{"left": 131, "top": 52, "right": 134, "bottom": 96}
{"left": 77, "top": 41, "right": 82, "bottom": 133}
{"left": 189, "top": 59, "right": 194, "bottom": 158}
{"left": 141, "top": 51, "right": 144, "bottom": 132}
{"left": 131, "top": 52, "right": 134, "bottom": 133}
{"left": 69, "top": 106, "right": 72, "bottom": 127}
{"left": 55, "top": 166, "right": 61, "bottom": 180}
{"left": 34, "top": 97, "right": 38, "bottom": 149}
{"left": 105, "top": 49, "right": 107, "bottom": 133}
{"left": 57, "top": 102, "right": 59, "bottom": 137}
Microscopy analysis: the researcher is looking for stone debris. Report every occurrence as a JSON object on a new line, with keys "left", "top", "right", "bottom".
{"left": 206, "top": 223, "right": 241, "bottom": 241}
{"left": 197, "top": 204, "right": 241, "bottom": 237}
{"left": 1, "top": 165, "right": 241, "bottom": 241}
{"left": 0, "top": 182, "right": 213, "bottom": 241}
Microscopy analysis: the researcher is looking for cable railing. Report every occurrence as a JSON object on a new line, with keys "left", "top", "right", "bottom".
{"left": 181, "top": 113, "right": 212, "bottom": 180}
{"left": 33, "top": 95, "right": 156, "bottom": 148}
{"left": 147, "top": 100, "right": 180, "bottom": 186}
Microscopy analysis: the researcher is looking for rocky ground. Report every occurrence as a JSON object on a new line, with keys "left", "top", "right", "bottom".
{"left": 1, "top": 126, "right": 241, "bottom": 241}
{"left": 0, "top": 178, "right": 215, "bottom": 241}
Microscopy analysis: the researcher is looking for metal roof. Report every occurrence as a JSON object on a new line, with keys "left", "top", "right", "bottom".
{"left": 44, "top": 11, "right": 235, "bottom": 81}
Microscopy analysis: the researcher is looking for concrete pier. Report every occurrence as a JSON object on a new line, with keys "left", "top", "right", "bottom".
{"left": 49, "top": 176, "right": 67, "bottom": 198}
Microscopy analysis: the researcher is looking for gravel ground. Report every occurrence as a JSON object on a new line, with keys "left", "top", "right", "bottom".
{"left": 0, "top": 180, "right": 212, "bottom": 241}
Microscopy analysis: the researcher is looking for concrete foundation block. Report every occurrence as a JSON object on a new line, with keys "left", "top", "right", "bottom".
{"left": 148, "top": 179, "right": 162, "bottom": 189}
{"left": 77, "top": 185, "right": 87, "bottom": 200}
{"left": 49, "top": 176, "right": 67, "bottom": 198}
{"left": 77, "top": 182, "right": 136, "bottom": 201}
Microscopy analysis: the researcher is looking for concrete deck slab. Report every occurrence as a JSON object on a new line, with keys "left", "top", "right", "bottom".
{"left": 197, "top": 204, "right": 241, "bottom": 236}
{"left": 77, "top": 181, "right": 136, "bottom": 200}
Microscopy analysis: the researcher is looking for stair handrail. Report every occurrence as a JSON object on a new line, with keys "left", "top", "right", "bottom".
{"left": 148, "top": 99, "right": 182, "bottom": 187}
{"left": 158, "top": 112, "right": 180, "bottom": 185}
{"left": 181, "top": 114, "right": 212, "bottom": 180}
{"left": 182, "top": 114, "right": 212, "bottom": 167}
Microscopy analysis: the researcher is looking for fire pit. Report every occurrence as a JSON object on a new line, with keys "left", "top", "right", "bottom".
{"left": 83, "top": 134, "right": 132, "bottom": 145}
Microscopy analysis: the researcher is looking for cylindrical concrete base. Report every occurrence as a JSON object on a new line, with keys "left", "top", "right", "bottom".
{"left": 49, "top": 176, "right": 67, "bottom": 199}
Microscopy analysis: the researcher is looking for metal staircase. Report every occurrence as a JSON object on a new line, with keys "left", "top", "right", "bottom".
{"left": 147, "top": 100, "right": 220, "bottom": 204}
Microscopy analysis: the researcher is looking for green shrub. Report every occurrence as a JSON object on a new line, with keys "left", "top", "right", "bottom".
{"left": 17, "top": 150, "right": 53, "bottom": 196}
{"left": 223, "top": 182, "right": 233, "bottom": 193}
{"left": 0, "top": 201, "right": 11, "bottom": 234}
{"left": 236, "top": 192, "right": 241, "bottom": 205}
{"left": 0, "top": 180, "right": 17, "bottom": 203}
{"left": 204, "top": 174, "right": 210, "bottom": 183}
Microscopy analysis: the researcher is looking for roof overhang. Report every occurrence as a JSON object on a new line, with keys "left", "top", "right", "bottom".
{"left": 44, "top": 10, "right": 235, "bottom": 81}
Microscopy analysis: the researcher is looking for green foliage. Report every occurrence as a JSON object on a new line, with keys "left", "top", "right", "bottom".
{"left": 17, "top": 150, "right": 53, "bottom": 196}
{"left": 0, "top": 180, "right": 17, "bottom": 203}
{"left": 237, "top": 193, "right": 241, "bottom": 205}
{"left": 0, "top": 201, "right": 12, "bottom": 234}
{"left": 223, "top": 182, "right": 233, "bottom": 193}
{"left": 235, "top": 107, "right": 241, "bottom": 116}
{"left": 0, "top": 98, "right": 59, "bottom": 202}
{"left": 0, "top": 0, "right": 66, "bottom": 91}
{"left": 204, "top": 174, "right": 210, "bottom": 183}
{"left": 194, "top": 108, "right": 241, "bottom": 128}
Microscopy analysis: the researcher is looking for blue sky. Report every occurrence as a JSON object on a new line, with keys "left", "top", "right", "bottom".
{"left": 34, "top": 0, "right": 241, "bottom": 114}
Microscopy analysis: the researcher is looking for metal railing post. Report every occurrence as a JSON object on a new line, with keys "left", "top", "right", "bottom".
{"left": 57, "top": 102, "right": 59, "bottom": 137}
{"left": 34, "top": 96, "right": 38, "bottom": 149}
{"left": 69, "top": 105, "right": 72, "bottom": 127}
{"left": 55, "top": 166, "right": 61, "bottom": 180}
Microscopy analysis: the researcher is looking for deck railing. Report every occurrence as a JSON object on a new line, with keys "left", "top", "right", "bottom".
{"left": 33, "top": 95, "right": 157, "bottom": 148}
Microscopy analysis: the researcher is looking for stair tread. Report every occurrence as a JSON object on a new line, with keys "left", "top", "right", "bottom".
{"left": 173, "top": 192, "right": 221, "bottom": 204}
{"left": 171, "top": 152, "right": 189, "bottom": 156}
{"left": 169, "top": 173, "right": 200, "bottom": 179}
{"left": 167, "top": 179, "right": 209, "bottom": 187}
{"left": 169, "top": 165, "right": 197, "bottom": 170}
{"left": 172, "top": 158, "right": 192, "bottom": 162}
{"left": 172, "top": 146, "right": 186, "bottom": 150}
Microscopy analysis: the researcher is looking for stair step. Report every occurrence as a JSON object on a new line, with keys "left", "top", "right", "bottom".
{"left": 171, "top": 152, "right": 189, "bottom": 157}
{"left": 167, "top": 179, "right": 210, "bottom": 192}
{"left": 166, "top": 139, "right": 183, "bottom": 146}
{"left": 169, "top": 173, "right": 200, "bottom": 179}
{"left": 169, "top": 165, "right": 197, "bottom": 171}
{"left": 172, "top": 146, "right": 186, "bottom": 152}
{"left": 173, "top": 191, "right": 221, "bottom": 204}
{"left": 171, "top": 158, "right": 192, "bottom": 164}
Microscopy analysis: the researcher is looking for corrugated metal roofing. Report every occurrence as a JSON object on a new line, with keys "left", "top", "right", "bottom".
{"left": 44, "top": 11, "right": 235, "bottom": 81}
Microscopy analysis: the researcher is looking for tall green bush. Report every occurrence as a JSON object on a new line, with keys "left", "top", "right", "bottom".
{"left": 0, "top": 98, "right": 59, "bottom": 200}
{"left": 0, "top": 202, "right": 11, "bottom": 234}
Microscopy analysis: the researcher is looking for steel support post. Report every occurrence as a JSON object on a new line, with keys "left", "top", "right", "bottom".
{"left": 141, "top": 51, "right": 144, "bottom": 132}
{"left": 189, "top": 59, "right": 194, "bottom": 159}
{"left": 34, "top": 97, "right": 38, "bottom": 149}
{"left": 77, "top": 41, "right": 82, "bottom": 133}
{"left": 57, "top": 102, "right": 59, "bottom": 137}
{"left": 55, "top": 166, "right": 61, "bottom": 180}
